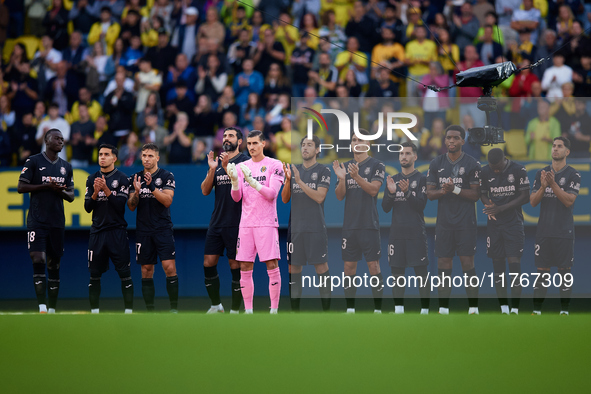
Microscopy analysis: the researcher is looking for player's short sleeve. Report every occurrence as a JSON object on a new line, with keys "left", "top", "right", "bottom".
{"left": 271, "top": 161, "right": 285, "bottom": 185}
{"left": 318, "top": 166, "right": 331, "bottom": 189}
{"left": 371, "top": 161, "right": 386, "bottom": 184}
{"left": 163, "top": 171, "right": 176, "bottom": 191}
{"left": 517, "top": 166, "right": 530, "bottom": 191}
{"left": 469, "top": 160, "right": 481, "bottom": 185}
{"left": 426, "top": 159, "right": 437, "bottom": 186}
{"left": 565, "top": 170, "right": 581, "bottom": 195}
{"left": 118, "top": 174, "right": 131, "bottom": 199}
{"left": 531, "top": 170, "right": 542, "bottom": 193}
{"left": 85, "top": 175, "right": 94, "bottom": 200}
{"left": 18, "top": 157, "right": 35, "bottom": 183}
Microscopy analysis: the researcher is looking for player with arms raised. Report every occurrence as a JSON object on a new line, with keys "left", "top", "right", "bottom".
{"left": 480, "top": 148, "right": 530, "bottom": 315}
{"left": 17, "top": 128, "right": 74, "bottom": 313}
{"left": 201, "top": 127, "right": 249, "bottom": 314}
{"left": 227, "top": 130, "right": 285, "bottom": 314}
{"left": 530, "top": 137, "right": 580, "bottom": 315}
{"left": 128, "top": 143, "right": 178, "bottom": 312}
{"left": 426, "top": 125, "right": 481, "bottom": 315}
{"left": 84, "top": 144, "right": 133, "bottom": 313}
{"left": 333, "top": 130, "right": 386, "bottom": 314}
{"left": 382, "top": 142, "right": 430, "bottom": 314}
{"left": 281, "top": 136, "right": 332, "bottom": 312}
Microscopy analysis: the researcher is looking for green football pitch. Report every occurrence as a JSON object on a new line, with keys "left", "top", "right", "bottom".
{"left": 1, "top": 311, "right": 589, "bottom": 393}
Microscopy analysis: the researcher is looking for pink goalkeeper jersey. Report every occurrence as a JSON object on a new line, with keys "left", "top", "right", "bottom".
{"left": 231, "top": 156, "right": 285, "bottom": 228}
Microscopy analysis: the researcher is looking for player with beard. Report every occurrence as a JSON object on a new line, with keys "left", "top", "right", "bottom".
{"left": 18, "top": 128, "right": 75, "bottom": 313}
{"left": 281, "top": 136, "right": 331, "bottom": 312}
{"left": 128, "top": 143, "right": 178, "bottom": 312}
{"left": 530, "top": 137, "right": 580, "bottom": 315}
{"left": 382, "top": 142, "right": 430, "bottom": 314}
{"left": 84, "top": 144, "right": 133, "bottom": 313}
{"left": 480, "top": 148, "right": 530, "bottom": 315}
{"left": 227, "top": 130, "right": 285, "bottom": 314}
{"left": 426, "top": 125, "right": 481, "bottom": 315}
{"left": 333, "top": 130, "right": 386, "bottom": 314}
{"left": 201, "top": 127, "right": 249, "bottom": 313}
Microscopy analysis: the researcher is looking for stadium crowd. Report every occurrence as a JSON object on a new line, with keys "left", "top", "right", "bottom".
{"left": 1, "top": 0, "right": 591, "bottom": 167}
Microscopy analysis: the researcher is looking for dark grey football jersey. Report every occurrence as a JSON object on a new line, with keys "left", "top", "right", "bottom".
{"left": 290, "top": 162, "right": 331, "bottom": 233}
{"left": 382, "top": 170, "right": 427, "bottom": 240}
{"left": 481, "top": 160, "right": 530, "bottom": 225}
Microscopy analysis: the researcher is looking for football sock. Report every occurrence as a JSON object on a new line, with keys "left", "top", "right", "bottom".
{"left": 47, "top": 269, "right": 60, "bottom": 310}
{"left": 231, "top": 268, "right": 242, "bottom": 311}
{"left": 492, "top": 259, "right": 508, "bottom": 307}
{"left": 318, "top": 270, "right": 331, "bottom": 311}
{"left": 141, "top": 278, "right": 155, "bottom": 311}
{"left": 391, "top": 267, "right": 405, "bottom": 307}
{"left": 121, "top": 276, "right": 134, "bottom": 311}
{"left": 33, "top": 263, "right": 46, "bottom": 306}
{"left": 415, "top": 265, "right": 430, "bottom": 310}
{"left": 240, "top": 270, "right": 254, "bottom": 311}
{"left": 204, "top": 265, "right": 220, "bottom": 306}
{"left": 290, "top": 272, "right": 302, "bottom": 312}
{"left": 559, "top": 269, "right": 572, "bottom": 313}
{"left": 89, "top": 277, "right": 101, "bottom": 310}
{"left": 371, "top": 273, "right": 384, "bottom": 311}
{"left": 508, "top": 263, "right": 522, "bottom": 309}
{"left": 344, "top": 275, "right": 356, "bottom": 309}
{"left": 533, "top": 272, "right": 548, "bottom": 312}
{"left": 268, "top": 267, "right": 281, "bottom": 310}
{"left": 438, "top": 268, "right": 452, "bottom": 309}
{"left": 166, "top": 275, "right": 179, "bottom": 310}
{"left": 464, "top": 268, "right": 479, "bottom": 308}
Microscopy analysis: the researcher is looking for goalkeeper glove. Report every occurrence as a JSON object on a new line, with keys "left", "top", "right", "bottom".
{"left": 227, "top": 163, "right": 239, "bottom": 190}
{"left": 239, "top": 163, "right": 262, "bottom": 191}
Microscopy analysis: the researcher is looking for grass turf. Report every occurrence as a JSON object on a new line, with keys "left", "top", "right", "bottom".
{"left": 0, "top": 312, "right": 589, "bottom": 393}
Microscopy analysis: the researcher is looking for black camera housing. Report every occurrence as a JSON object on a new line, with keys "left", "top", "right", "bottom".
{"left": 468, "top": 126, "right": 505, "bottom": 146}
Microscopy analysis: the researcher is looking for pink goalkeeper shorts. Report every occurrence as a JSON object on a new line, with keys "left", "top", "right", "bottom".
{"left": 236, "top": 227, "right": 281, "bottom": 262}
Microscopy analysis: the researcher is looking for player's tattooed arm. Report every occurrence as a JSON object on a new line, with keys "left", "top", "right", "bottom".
{"left": 201, "top": 151, "right": 217, "bottom": 196}
{"left": 128, "top": 175, "right": 141, "bottom": 211}
{"left": 281, "top": 162, "right": 291, "bottom": 203}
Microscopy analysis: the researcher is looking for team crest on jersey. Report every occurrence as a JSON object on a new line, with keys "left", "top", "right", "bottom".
{"left": 155, "top": 178, "right": 162, "bottom": 186}
{"left": 459, "top": 167, "right": 465, "bottom": 175}
{"left": 111, "top": 179, "right": 119, "bottom": 189}
{"left": 261, "top": 166, "right": 267, "bottom": 173}
{"left": 311, "top": 172, "right": 318, "bottom": 181}
{"left": 507, "top": 174, "right": 515, "bottom": 183}
{"left": 559, "top": 177, "right": 566, "bottom": 186}
{"left": 411, "top": 180, "right": 417, "bottom": 189}
{"left": 60, "top": 167, "right": 66, "bottom": 175}
{"left": 364, "top": 167, "right": 371, "bottom": 175}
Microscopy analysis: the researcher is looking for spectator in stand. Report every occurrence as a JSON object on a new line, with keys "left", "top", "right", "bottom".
{"left": 473, "top": 0, "right": 495, "bottom": 26}
{"left": 33, "top": 36, "right": 63, "bottom": 95}
{"left": 371, "top": 27, "right": 405, "bottom": 75}
{"left": 164, "top": 53, "right": 197, "bottom": 103}
{"left": 563, "top": 21, "right": 591, "bottom": 70}
{"left": 141, "top": 112, "right": 169, "bottom": 162}
{"left": 165, "top": 81, "right": 194, "bottom": 129}
{"left": 104, "top": 65, "right": 135, "bottom": 97}
{"left": 274, "top": 116, "right": 301, "bottom": 164}
{"left": 419, "top": 117, "right": 447, "bottom": 160}
{"left": 308, "top": 52, "right": 338, "bottom": 97}
{"left": 367, "top": 65, "right": 399, "bottom": 97}
{"left": 519, "top": 81, "right": 543, "bottom": 127}
{"left": 43, "top": 0, "right": 70, "bottom": 51}
{"left": 509, "top": 59, "right": 540, "bottom": 113}
{"left": 62, "top": 31, "right": 88, "bottom": 86}
{"left": 196, "top": 54, "right": 228, "bottom": 103}
{"left": 508, "top": 30, "right": 536, "bottom": 64}
{"left": 510, "top": 0, "right": 541, "bottom": 44}
{"left": 36, "top": 102, "right": 70, "bottom": 160}
{"left": 290, "top": 32, "right": 315, "bottom": 98}
{"left": 103, "top": 72, "right": 135, "bottom": 141}
{"left": 233, "top": 58, "right": 264, "bottom": 107}
{"left": 533, "top": 30, "right": 558, "bottom": 80}
{"left": 45, "top": 61, "right": 80, "bottom": 117}
{"left": 32, "top": 100, "right": 47, "bottom": 128}
{"left": 525, "top": 99, "right": 561, "bottom": 160}
{"left": 68, "top": 86, "right": 103, "bottom": 124}
{"left": 18, "top": 112, "right": 41, "bottom": 165}
{"left": 146, "top": 28, "right": 178, "bottom": 74}
{"left": 450, "top": 2, "right": 480, "bottom": 54}
{"left": 573, "top": 54, "right": 591, "bottom": 97}
{"left": 171, "top": 7, "right": 199, "bottom": 63}
{"left": 150, "top": 0, "right": 174, "bottom": 32}
{"left": 25, "top": 0, "right": 48, "bottom": 38}
{"left": 226, "top": 5, "right": 251, "bottom": 43}
{"left": 70, "top": 103, "right": 97, "bottom": 167}
{"left": 119, "top": 132, "right": 142, "bottom": 166}
{"left": 140, "top": 15, "right": 164, "bottom": 48}
{"left": 135, "top": 58, "right": 162, "bottom": 113}
{"left": 250, "top": 10, "right": 270, "bottom": 44}
{"left": 555, "top": 4, "right": 574, "bottom": 45}
{"left": 164, "top": 111, "right": 194, "bottom": 164}
{"left": 564, "top": 98, "right": 591, "bottom": 158}
{"left": 253, "top": 27, "right": 286, "bottom": 76}
{"left": 109, "top": 38, "right": 126, "bottom": 74}
{"left": 345, "top": 1, "right": 379, "bottom": 54}
{"left": 213, "top": 111, "right": 240, "bottom": 154}
{"left": 405, "top": 25, "right": 437, "bottom": 106}
{"left": 69, "top": 0, "right": 98, "bottom": 38}
{"left": 476, "top": 25, "right": 504, "bottom": 66}
{"left": 196, "top": 39, "right": 230, "bottom": 76}
{"left": 120, "top": 35, "right": 143, "bottom": 73}
{"left": 5, "top": 62, "right": 39, "bottom": 118}
{"left": 261, "top": 63, "right": 291, "bottom": 105}
{"left": 215, "top": 85, "right": 241, "bottom": 126}
{"left": 88, "top": 6, "right": 121, "bottom": 56}
{"left": 274, "top": 12, "right": 299, "bottom": 66}
{"left": 419, "top": 61, "right": 450, "bottom": 131}
{"left": 137, "top": 92, "right": 164, "bottom": 131}
{"left": 198, "top": 7, "right": 226, "bottom": 46}
{"left": 240, "top": 92, "right": 265, "bottom": 130}
{"left": 474, "top": 12, "right": 504, "bottom": 47}
{"left": 5, "top": 43, "right": 29, "bottom": 82}
{"left": 319, "top": 9, "right": 347, "bottom": 60}
{"left": 299, "top": 13, "right": 320, "bottom": 50}
{"left": 334, "top": 36, "right": 367, "bottom": 85}
{"left": 436, "top": 28, "right": 459, "bottom": 90}
{"left": 120, "top": 9, "right": 142, "bottom": 43}
{"left": 381, "top": 4, "right": 405, "bottom": 45}
{"left": 192, "top": 95, "right": 217, "bottom": 138}
{"left": 341, "top": 69, "right": 362, "bottom": 97}
{"left": 228, "top": 28, "right": 257, "bottom": 76}
{"left": 458, "top": 45, "right": 486, "bottom": 126}
{"left": 541, "top": 53, "right": 573, "bottom": 100}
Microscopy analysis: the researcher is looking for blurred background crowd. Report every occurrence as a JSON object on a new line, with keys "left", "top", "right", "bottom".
{"left": 1, "top": 0, "right": 591, "bottom": 167}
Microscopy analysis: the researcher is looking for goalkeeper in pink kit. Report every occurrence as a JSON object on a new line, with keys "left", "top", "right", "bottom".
{"left": 227, "top": 130, "right": 285, "bottom": 314}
